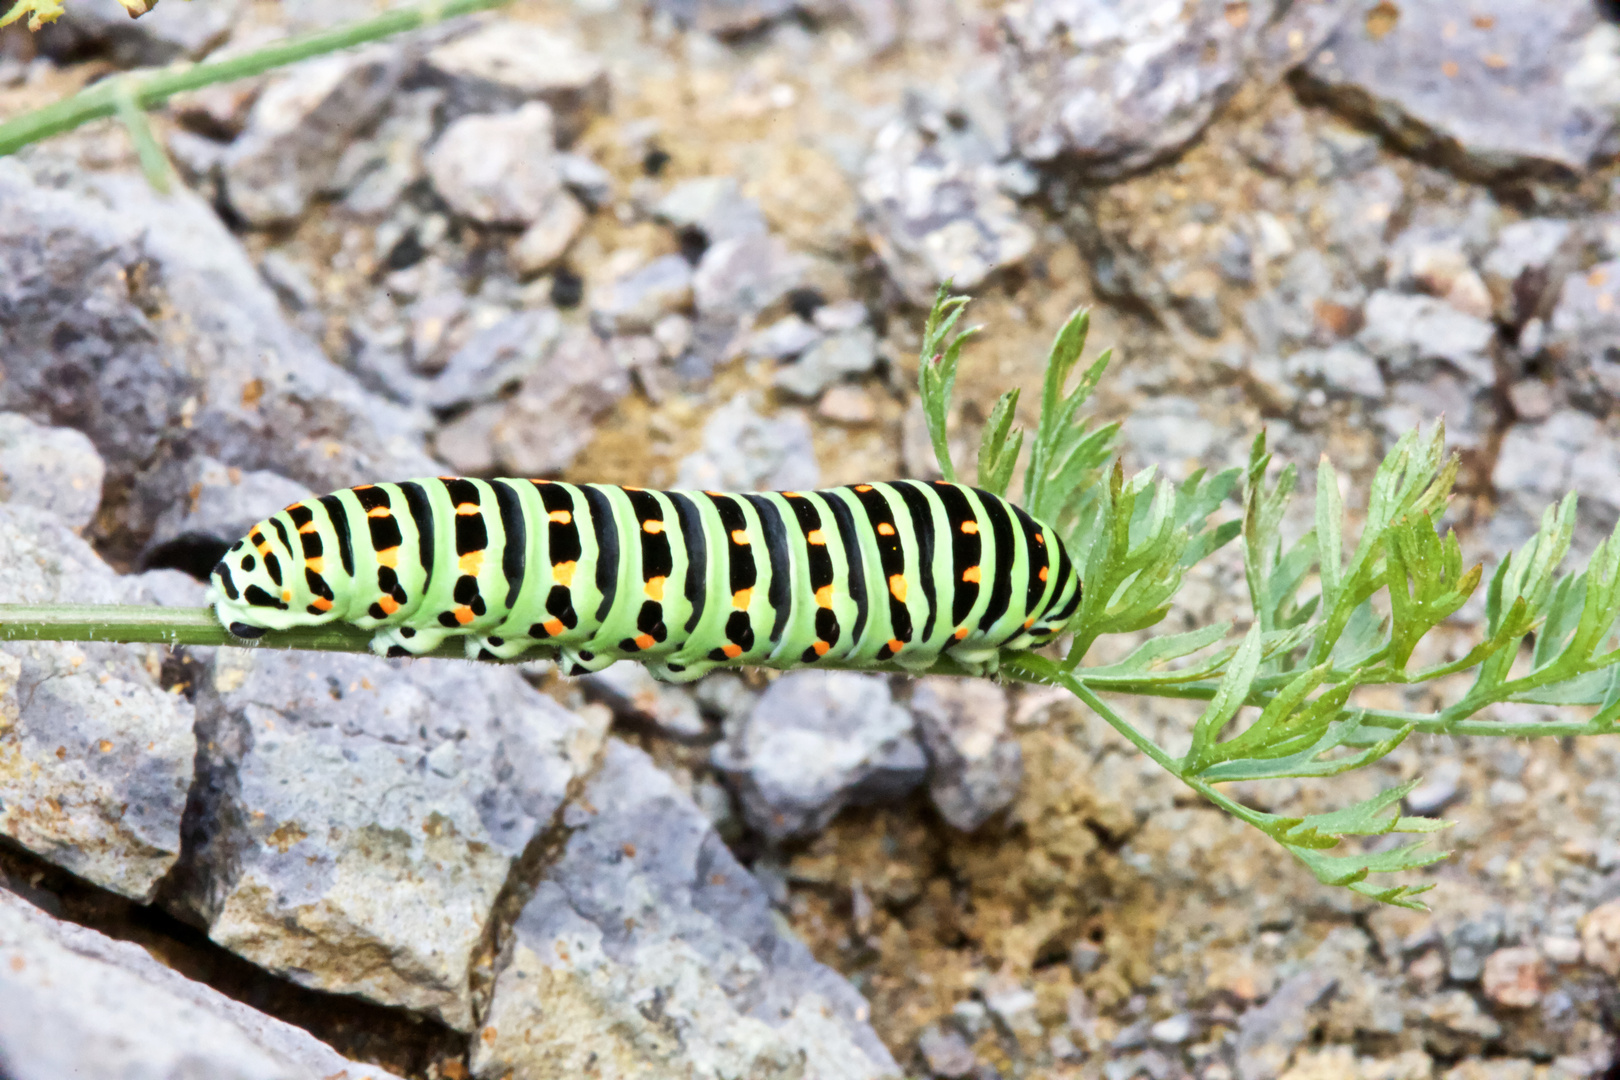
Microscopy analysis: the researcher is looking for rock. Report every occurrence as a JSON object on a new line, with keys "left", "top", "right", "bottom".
{"left": 487, "top": 326, "right": 632, "bottom": 475}
{"left": 653, "top": 313, "right": 695, "bottom": 359}
{"left": 142, "top": 457, "right": 314, "bottom": 558}
{"left": 1001, "top": 0, "right": 1295, "bottom": 178}
{"left": 1283, "top": 344, "right": 1388, "bottom": 402}
{"left": 591, "top": 252, "right": 696, "bottom": 334}
{"left": 1358, "top": 291, "right": 1497, "bottom": 387}
{"left": 675, "top": 393, "right": 821, "bottom": 492}
{"left": 1403, "top": 759, "right": 1464, "bottom": 815}
{"left": 649, "top": 0, "right": 795, "bottom": 37}
{"left": 0, "top": 505, "right": 195, "bottom": 902}
{"left": 1385, "top": 226, "right": 1492, "bottom": 319}
{"left": 983, "top": 977, "right": 1042, "bottom": 1038}
{"left": 0, "top": 164, "right": 437, "bottom": 545}
{"left": 1415, "top": 990, "right": 1502, "bottom": 1053}
{"left": 654, "top": 176, "right": 769, "bottom": 245}
{"left": 222, "top": 47, "right": 408, "bottom": 226}
{"left": 332, "top": 87, "right": 444, "bottom": 219}
{"left": 1441, "top": 1061, "right": 1534, "bottom": 1080}
{"left": 1121, "top": 397, "right": 1219, "bottom": 471}
{"left": 1297, "top": 0, "right": 1620, "bottom": 179}
{"left": 511, "top": 192, "right": 588, "bottom": 275}
{"left": 34, "top": 0, "right": 239, "bottom": 66}
{"left": 557, "top": 152, "right": 615, "bottom": 209}
{"left": 1446, "top": 917, "right": 1503, "bottom": 983}
{"left": 1548, "top": 261, "right": 1620, "bottom": 402}
{"left": 1493, "top": 412, "right": 1620, "bottom": 516}
{"left": 424, "top": 20, "right": 608, "bottom": 142}
{"left": 472, "top": 739, "right": 901, "bottom": 1079}
{"left": 692, "top": 234, "right": 808, "bottom": 322}
{"left": 0, "top": 413, "right": 104, "bottom": 530}
{"left": 1580, "top": 898, "right": 1620, "bottom": 977}
{"left": 171, "top": 648, "right": 608, "bottom": 1031}
{"left": 1235, "top": 969, "right": 1337, "bottom": 1080}
{"left": 749, "top": 315, "right": 823, "bottom": 360}
{"left": 860, "top": 118, "right": 1036, "bottom": 305}
{"left": 1481, "top": 946, "right": 1543, "bottom": 1008}
{"left": 425, "top": 103, "right": 565, "bottom": 226}
{"left": 908, "top": 678, "right": 1021, "bottom": 832}
{"left": 1482, "top": 219, "right": 1578, "bottom": 326}
{"left": 423, "top": 307, "right": 565, "bottom": 412}
{"left": 712, "top": 671, "right": 926, "bottom": 842}
{"left": 774, "top": 326, "right": 881, "bottom": 398}
{"left": 0, "top": 888, "right": 402, "bottom": 1080}
{"left": 583, "top": 661, "right": 709, "bottom": 741}
{"left": 917, "top": 1023, "right": 978, "bottom": 1078}
{"left": 432, "top": 402, "right": 503, "bottom": 474}
{"left": 818, "top": 385, "right": 879, "bottom": 424}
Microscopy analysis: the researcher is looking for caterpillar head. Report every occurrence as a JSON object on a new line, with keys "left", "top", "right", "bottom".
{"left": 210, "top": 516, "right": 301, "bottom": 639}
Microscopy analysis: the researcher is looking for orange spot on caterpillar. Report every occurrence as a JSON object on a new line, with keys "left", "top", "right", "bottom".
{"left": 732, "top": 588, "right": 753, "bottom": 610}
{"left": 542, "top": 618, "right": 565, "bottom": 636}
{"left": 622, "top": 485, "right": 644, "bottom": 492}
{"left": 299, "top": 521, "right": 318, "bottom": 534}
{"left": 954, "top": 626, "right": 969, "bottom": 639}
{"left": 722, "top": 643, "right": 743, "bottom": 658}
{"left": 281, "top": 589, "right": 292, "bottom": 603}
{"left": 889, "top": 574, "right": 907, "bottom": 602}
{"left": 1036, "top": 534, "right": 1045, "bottom": 546}
{"left": 730, "top": 529, "right": 750, "bottom": 545}
{"left": 877, "top": 522, "right": 896, "bottom": 536}
{"left": 645, "top": 576, "right": 666, "bottom": 601}
{"left": 305, "top": 557, "right": 325, "bottom": 573}
{"left": 451, "top": 607, "right": 473, "bottom": 625}
{"left": 455, "top": 503, "right": 479, "bottom": 516}
{"left": 960, "top": 520, "right": 979, "bottom": 534}
{"left": 962, "top": 566, "right": 982, "bottom": 584}
{"left": 783, "top": 491, "right": 802, "bottom": 498}
{"left": 814, "top": 584, "right": 833, "bottom": 608}
{"left": 377, "top": 596, "right": 400, "bottom": 615}
{"left": 1038, "top": 566, "right": 1048, "bottom": 582}
{"left": 552, "top": 561, "right": 577, "bottom": 586}
{"left": 634, "top": 633, "right": 656, "bottom": 650}
{"left": 855, "top": 484, "right": 874, "bottom": 492}
{"left": 459, "top": 552, "right": 484, "bottom": 575}
{"left": 807, "top": 529, "right": 826, "bottom": 545}
{"left": 548, "top": 509, "right": 572, "bottom": 525}
{"left": 813, "top": 640, "right": 830, "bottom": 655}
{"left": 367, "top": 506, "right": 392, "bottom": 518}
{"left": 376, "top": 547, "right": 400, "bottom": 568}
{"left": 1024, "top": 616, "right": 1036, "bottom": 628}
{"left": 643, "top": 520, "right": 664, "bottom": 534}
{"left": 312, "top": 597, "right": 334, "bottom": 612}
{"left": 353, "top": 484, "right": 374, "bottom": 491}
{"left": 887, "top": 638, "right": 904, "bottom": 653}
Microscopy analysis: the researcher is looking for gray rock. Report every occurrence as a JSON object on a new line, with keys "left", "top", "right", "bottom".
{"left": 172, "top": 648, "right": 608, "bottom": 1031}
{"left": 693, "top": 233, "right": 808, "bottom": 322}
{"left": 774, "top": 326, "right": 880, "bottom": 399}
{"left": 1447, "top": 917, "right": 1504, "bottom": 983}
{"left": 473, "top": 738, "right": 900, "bottom": 1079}
{"left": 0, "top": 888, "right": 402, "bottom": 1080}
{"left": 1235, "top": 969, "right": 1338, "bottom": 1080}
{"left": 1493, "top": 411, "right": 1620, "bottom": 516}
{"left": 713, "top": 671, "right": 926, "bottom": 842}
{"left": 1297, "top": 0, "right": 1620, "bottom": 180}
{"left": 1386, "top": 225, "right": 1493, "bottom": 320}
{"left": 909, "top": 677, "right": 1021, "bottom": 832}
{"left": 1122, "top": 397, "right": 1219, "bottom": 470}
{"left": 584, "top": 660, "right": 709, "bottom": 741}
{"left": 1001, "top": 0, "right": 1296, "bottom": 178}
{"left": 425, "top": 103, "right": 565, "bottom": 226}
{"left": 222, "top": 47, "right": 408, "bottom": 226}
{"left": 34, "top": 0, "right": 239, "bottom": 66}
{"left": 423, "top": 20, "right": 608, "bottom": 142}
{"left": 0, "top": 164, "right": 437, "bottom": 546}
{"left": 591, "top": 253, "right": 696, "bottom": 334}
{"left": 675, "top": 393, "right": 820, "bottom": 492}
{"left": 143, "top": 457, "right": 314, "bottom": 556}
{"left": 0, "top": 413, "right": 103, "bottom": 530}
{"left": 749, "top": 315, "right": 823, "bottom": 360}
{"left": 1482, "top": 219, "right": 1578, "bottom": 326}
{"left": 917, "top": 1023, "right": 977, "bottom": 1078}
{"left": 423, "top": 306, "right": 565, "bottom": 412}
{"left": 654, "top": 176, "right": 769, "bottom": 245}
{"left": 1320, "top": 166, "right": 1406, "bottom": 280}
{"left": 1358, "top": 290, "right": 1497, "bottom": 387}
{"left": 0, "top": 505, "right": 194, "bottom": 902}
{"left": 488, "top": 326, "right": 632, "bottom": 475}
{"left": 860, "top": 117, "right": 1036, "bottom": 305}
{"left": 557, "top": 151, "right": 615, "bottom": 209}
{"left": 1548, "top": 260, "right": 1620, "bottom": 401}
{"left": 331, "top": 87, "right": 444, "bottom": 219}
{"left": 1404, "top": 760, "right": 1465, "bottom": 816}
{"left": 649, "top": 0, "right": 795, "bottom": 36}
{"left": 511, "top": 192, "right": 588, "bottom": 275}
{"left": 1284, "top": 344, "right": 1388, "bottom": 402}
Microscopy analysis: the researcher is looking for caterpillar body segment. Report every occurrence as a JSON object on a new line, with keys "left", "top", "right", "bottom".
{"left": 210, "top": 478, "right": 1084, "bottom": 682}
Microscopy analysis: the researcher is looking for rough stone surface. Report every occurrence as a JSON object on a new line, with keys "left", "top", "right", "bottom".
{"left": 0, "top": 164, "right": 436, "bottom": 543}
{"left": 1298, "top": 0, "right": 1620, "bottom": 179}
{"left": 486, "top": 326, "right": 632, "bottom": 475}
{"left": 1357, "top": 290, "right": 1496, "bottom": 387}
{"left": 692, "top": 233, "right": 808, "bottom": 322}
{"left": 713, "top": 671, "right": 926, "bottom": 842}
{"left": 654, "top": 175, "right": 769, "bottom": 245}
{"left": 0, "top": 887, "right": 402, "bottom": 1080}
{"left": 142, "top": 456, "right": 314, "bottom": 556}
{"left": 0, "top": 412, "right": 104, "bottom": 530}
{"left": 774, "top": 325, "right": 880, "bottom": 398}
{"left": 592, "top": 252, "right": 696, "bottom": 334}
{"left": 1548, "top": 260, "right": 1620, "bottom": 403}
{"left": 424, "top": 20, "right": 608, "bottom": 141}
{"left": 0, "top": 504, "right": 194, "bottom": 903}
{"left": 222, "top": 47, "right": 408, "bottom": 226}
{"left": 860, "top": 116, "right": 1035, "bottom": 304}
{"left": 584, "top": 661, "right": 708, "bottom": 741}
{"left": 909, "top": 678, "right": 1021, "bottom": 832}
{"left": 675, "top": 393, "right": 820, "bottom": 491}
{"left": 425, "top": 103, "right": 565, "bottom": 226}
{"left": 511, "top": 192, "right": 588, "bottom": 275}
{"left": 422, "top": 306, "right": 565, "bottom": 413}
{"left": 473, "top": 739, "right": 900, "bottom": 1079}
{"left": 173, "top": 648, "right": 608, "bottom": 1030}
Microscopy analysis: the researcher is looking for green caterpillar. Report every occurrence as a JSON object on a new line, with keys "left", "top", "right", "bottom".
{"left": 210, "top": 478, "right": 1082, "bottom": 682}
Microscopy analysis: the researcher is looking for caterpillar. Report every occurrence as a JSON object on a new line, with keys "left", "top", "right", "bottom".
{"left": 209, "top": 479, "right": 1083, "bottom": 682}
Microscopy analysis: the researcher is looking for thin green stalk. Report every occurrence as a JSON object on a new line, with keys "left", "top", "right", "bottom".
{"left": 0, "top": 0, "right": 511, "bottom": 157}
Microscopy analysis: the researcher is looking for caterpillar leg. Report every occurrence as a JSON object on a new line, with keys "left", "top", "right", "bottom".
{"left": 641, "top": 658, "right": 719, "bottom": 684}
{"left": 557, "top": 646, "right": 619, "bottom": 677}
{"left": 464, "top": 633, "right": 538, "bottom": 661}
{"left": 946, "top": 646, "right": 1001, "bottom": 678}
{"left": 370, "top": 624, "right": 454, "bottom": 658}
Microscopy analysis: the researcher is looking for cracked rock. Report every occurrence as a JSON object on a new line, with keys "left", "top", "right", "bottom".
{"left": 1297, "top": 0, "right": 1620, "bottom": 180}
{"left": 910, "top": 678, "right": 1021, "bottom": 832}
{"left": 222, "top": 47, "right": 408, "bottom": 226}
{"left": 0, "top": 888, "right": 402, "bottom": 1080}
{"left": 474, "top": 738, "right": 901, "bottom": 1079}
{"left": 426, "top": 102, "right": 566, "bottom": 226}
{"left": 0, "top": 505, "right": 195, "bottom": 903}
{"left": 141, "top": 456, "right": 314, "bottom": 559}
{"left": 171, "top": 648, "right": 608, "bottom": 1031}
{"left": 1482, "top": 218, "right": 1578, "bottom": 327}
{"left": 713, "top": 671, "right": 926, "bottom": 842}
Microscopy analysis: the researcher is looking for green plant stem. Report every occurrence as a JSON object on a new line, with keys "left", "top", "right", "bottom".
{"left": 0, "top": 0, "right": 511, "bottom": 157}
